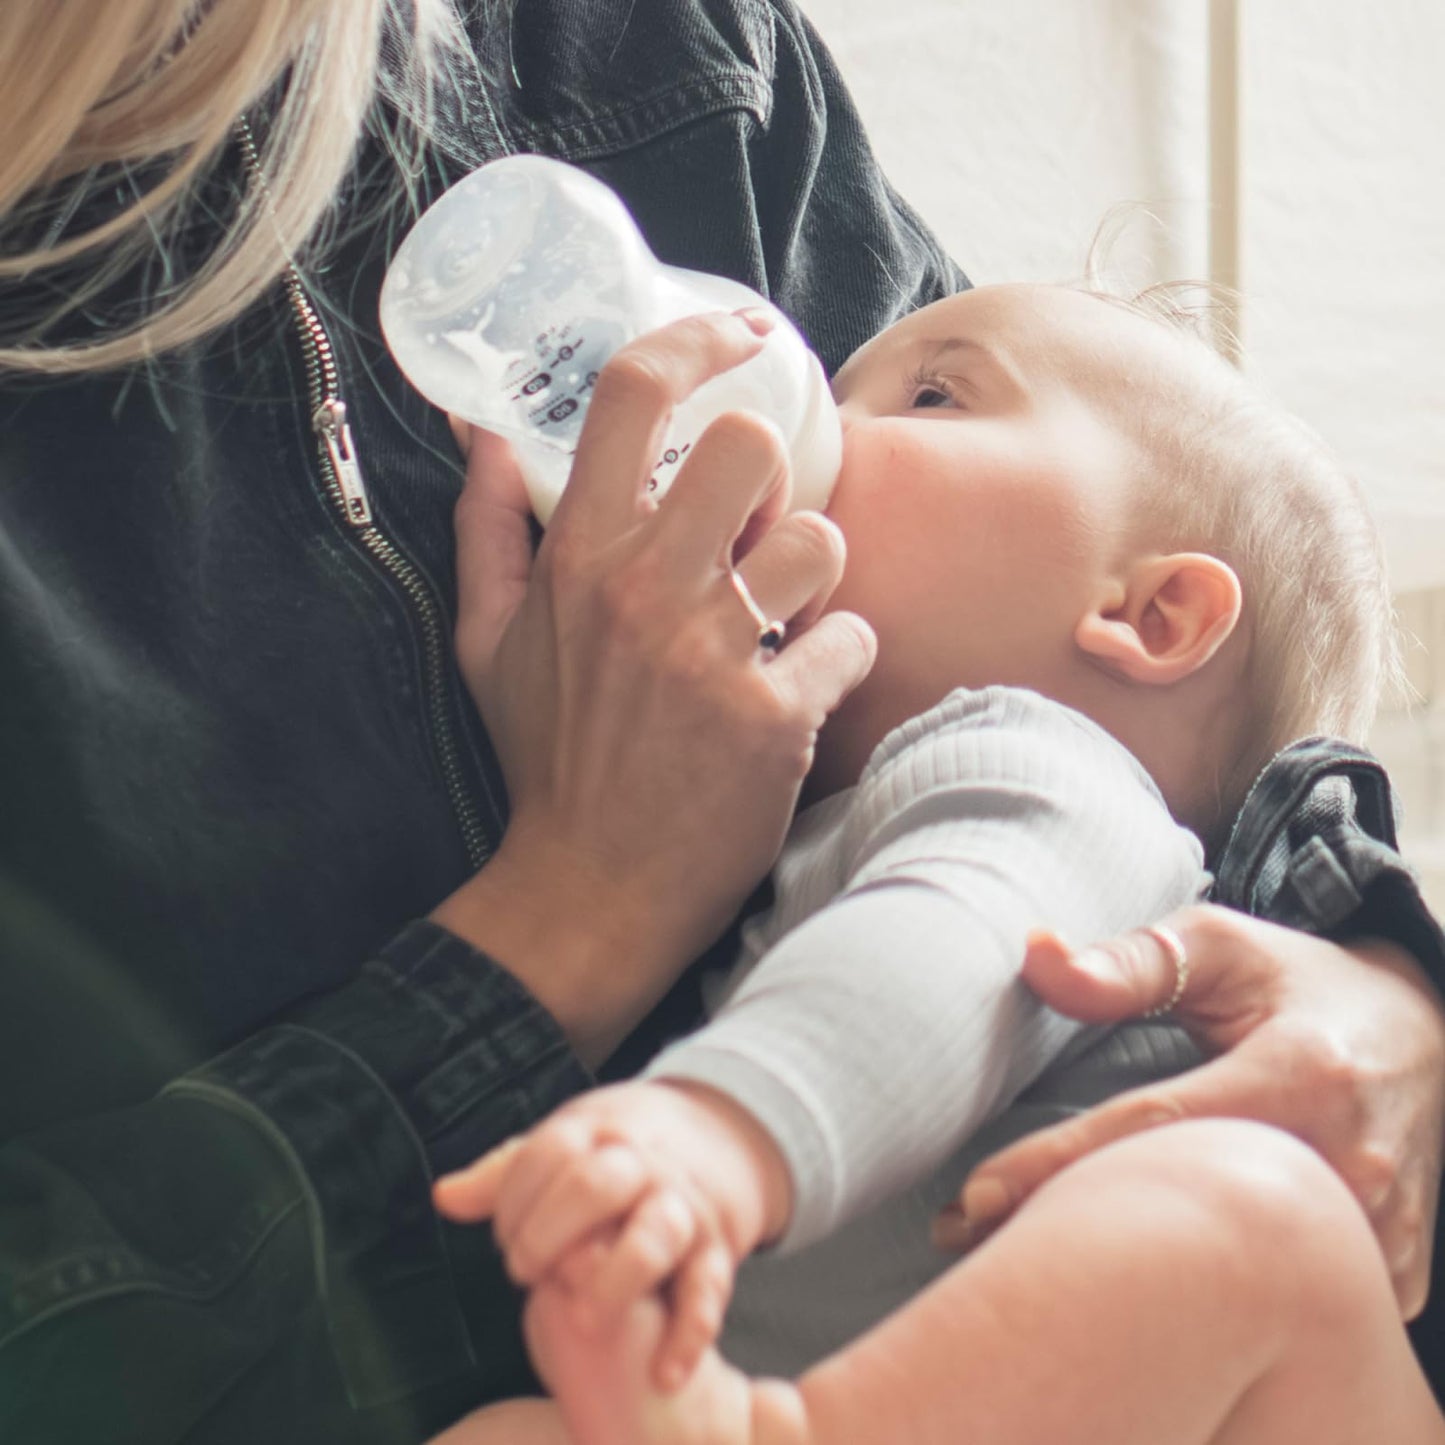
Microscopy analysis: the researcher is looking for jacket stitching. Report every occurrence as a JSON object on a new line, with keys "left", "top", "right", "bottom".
{"left": 0, "top": 1196, "right": 305, "bottom": 1349}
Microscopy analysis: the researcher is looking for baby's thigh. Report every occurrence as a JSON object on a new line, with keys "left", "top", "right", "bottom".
{"left": 1032, "top": 1117, "right": 1369, "bottom": 1310}
{"left": 428, "top": 1397, "right": 572, "bottom": 1445}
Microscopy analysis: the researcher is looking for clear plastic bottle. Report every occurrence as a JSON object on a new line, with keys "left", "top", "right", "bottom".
{"left": 379, "top": 155, "right": 842, "bottom": 524}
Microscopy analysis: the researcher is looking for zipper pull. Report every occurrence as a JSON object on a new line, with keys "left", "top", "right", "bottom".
{"left": 314, "top": 399, "right": 373, "bottom": 526}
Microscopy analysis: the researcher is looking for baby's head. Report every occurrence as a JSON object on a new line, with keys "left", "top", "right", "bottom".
{"left": 816, "top": 283, "right": 1397, "bottom": 850}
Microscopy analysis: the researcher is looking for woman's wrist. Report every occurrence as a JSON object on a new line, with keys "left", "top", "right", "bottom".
{"left": 1342, "top": 936, "right": 1445, "bottom": 1013}
{"left": 429, "top": 835, "right": 699, "bottom": 1069}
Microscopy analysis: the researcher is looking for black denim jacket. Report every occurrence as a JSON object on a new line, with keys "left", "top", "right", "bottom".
{"left": 0, "top": 3, "right": 1439, "bottom": 1440}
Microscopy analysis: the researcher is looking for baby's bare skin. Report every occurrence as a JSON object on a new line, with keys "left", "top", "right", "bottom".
{"left": 433, "top": 1120, "right": 1444, "bottom": 1445}
{"left": 526, "top": 1286, "right": 802, "bottom": 1445}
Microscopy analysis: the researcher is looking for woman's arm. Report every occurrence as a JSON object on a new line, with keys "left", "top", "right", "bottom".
{"left": 433, "top": 312, "right": 875, "bottom": 1067}
{"left": 0, "top": 314, "right": 873, "bottom": 1444}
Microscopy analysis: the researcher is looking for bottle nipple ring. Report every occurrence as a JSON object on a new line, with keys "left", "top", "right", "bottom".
{"left": 729, "top": 570, "right": 787, "bottom": 652}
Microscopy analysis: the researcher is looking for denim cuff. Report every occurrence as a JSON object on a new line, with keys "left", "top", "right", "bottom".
{"left": 165, "top": 921, "right": 590, "bottom": 1407}
{"left": 1212, "top": 737, "right": 1445, "bottom": 993}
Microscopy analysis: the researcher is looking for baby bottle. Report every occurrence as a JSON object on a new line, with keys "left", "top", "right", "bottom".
{"left": 379, "top": 155, "right": 842, "bottom": 524}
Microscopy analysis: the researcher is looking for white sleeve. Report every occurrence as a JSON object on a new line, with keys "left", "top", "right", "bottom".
{"left": 644, "top": 688, "right": 1206, "bottom": 1251}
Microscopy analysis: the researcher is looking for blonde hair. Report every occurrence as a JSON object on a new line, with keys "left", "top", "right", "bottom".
{"left": 1086, "top": 284, "right": 1405, "bottom": 829}
{"left": 0, "top": 0, "right": 465, "bottom": 374}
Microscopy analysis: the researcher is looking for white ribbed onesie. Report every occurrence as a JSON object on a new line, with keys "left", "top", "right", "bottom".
{"left": 643, "top": 685, "right": 1208, "bottom": 1374}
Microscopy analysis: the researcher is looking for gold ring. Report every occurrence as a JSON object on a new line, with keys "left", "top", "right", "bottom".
{"left": 1142, "top": 924, "right": 1189, "bottom": 1017}
{"left": 729, "top": 569, "right": 787, "bottom": 652}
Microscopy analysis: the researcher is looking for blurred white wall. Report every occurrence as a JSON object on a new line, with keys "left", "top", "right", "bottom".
{"left": 802, "top": 0, "right": 1445, "bottom": 889}
{"left": 1243, "top": 2, "right": 1445, "bottom": 594}
{"left": 801, "top": 0, "right": 1445, "bottom": 588}
{"left": 801, "top": 1, "right": 1209, "bottom": 284}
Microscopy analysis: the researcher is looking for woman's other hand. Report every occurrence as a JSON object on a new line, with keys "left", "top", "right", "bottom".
{"left": 937, "top": 905, "right": 1445, "bottom": 1319}
{"left": 433, "top": 311, "right": 876, "bottom": 1067}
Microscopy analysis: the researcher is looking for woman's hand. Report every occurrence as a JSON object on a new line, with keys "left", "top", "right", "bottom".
{"left": 433, "top": 311, "right": 875, "bottom": 1066}
{"left": 936, "top": 904, "right": 1445, "bottom": 1319}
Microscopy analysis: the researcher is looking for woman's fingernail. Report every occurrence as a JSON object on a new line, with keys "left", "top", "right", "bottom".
{"left": 734, "top": 306, "right": 778, "bottom": 337}
{"left": 962, "top": 1178, "right": 1011, "bottom": 1224}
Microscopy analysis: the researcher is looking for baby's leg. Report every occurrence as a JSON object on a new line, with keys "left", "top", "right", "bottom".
{"left": 534, "top": 1118, "right": 1442, "bottom": 1445}
{"left": 427, "top": 1396, "right": 573, "bottom": 1445}
{"left": 523, "top": 1281, "right": 799, "bottom": 1445}
{"left": 794, "top": 1117, "right": 1442, "bottom": 1445}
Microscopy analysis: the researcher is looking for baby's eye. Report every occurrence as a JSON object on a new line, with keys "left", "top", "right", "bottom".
{"left": 905, "top": 369, "right": 962, "bottom": 411}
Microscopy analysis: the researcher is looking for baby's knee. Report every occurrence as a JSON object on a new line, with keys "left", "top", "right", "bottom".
{"left": 1109, "top": 1118, "right": 1342, "bottom": 1222}
{"left": 1080, "top": 1119, "right": 1377, "bottom": 1315}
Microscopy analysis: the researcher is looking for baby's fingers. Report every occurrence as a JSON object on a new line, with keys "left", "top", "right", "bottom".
{"left": 587, "top": 1188, "right": 699, "bottom": 1324}
{"left": 488, "top": 1115, "right": 599, "bottom": 1251}
{"left": 507, "top": 1143, "right": 651, "bottom": 1284}
{"left": 432, "top": 1137, "right": 526, "bottom": 1222}
{"left": 550, "top": 1233, "right": 614, "bottom": 1296}
{"left": 655, "top": 1241, "right": 734, "bottom": 1392}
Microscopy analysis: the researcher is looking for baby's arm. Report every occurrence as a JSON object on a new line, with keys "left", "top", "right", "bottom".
{"left": 645, "top": 691, "right": 1208, "bottom": 1253}
{"left": 434, "top": 1077, "right": 792, "bottom": 1387}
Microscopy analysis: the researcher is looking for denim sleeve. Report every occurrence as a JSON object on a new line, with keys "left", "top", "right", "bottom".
{"left": 0, "top": 922, "right": 590, "bottom": 1442}
{"left": 1211, "top": 737, "right": 1445, "bottom": 990}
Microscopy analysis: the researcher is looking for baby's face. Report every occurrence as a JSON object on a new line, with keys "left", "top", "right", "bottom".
{"left": 813, "top": 284, "right": 1151, "bottom": 792}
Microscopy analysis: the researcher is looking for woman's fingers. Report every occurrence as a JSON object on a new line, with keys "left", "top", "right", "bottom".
{"left": 1382, "top": 1152, "right": 1440, "bottom": 1319}
{"left": 937, "top": 1052, "right": 1266, "bottom": 1249}
{"left": 552, "top": 310, "right": 774, "bottom": 541}
{"left": 650, "top": 410, "right": 791, "bottom": 574}
{"left": 456, "top": 309, "right": 779, "bottom": 680}
{"left": 764, "top": 608, "right": 877, "bottom": 722}
{"left": 452, "top": 428, "right": 536, "bottom": 682}
{"left": 729, "top": 509, "right": 847, "bottom": 641}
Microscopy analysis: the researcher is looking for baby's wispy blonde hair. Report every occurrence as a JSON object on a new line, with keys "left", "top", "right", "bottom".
{"left": 1082, "top": 278, "right": 1404, "bottom": 837}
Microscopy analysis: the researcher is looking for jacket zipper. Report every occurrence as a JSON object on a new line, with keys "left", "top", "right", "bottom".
{"left": 237, "top": 121, "right": 492, "bottom": 871}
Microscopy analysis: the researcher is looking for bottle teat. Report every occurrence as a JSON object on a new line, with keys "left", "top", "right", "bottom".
{"left": 380, "top": 155, "right": 841, "bottom": 523}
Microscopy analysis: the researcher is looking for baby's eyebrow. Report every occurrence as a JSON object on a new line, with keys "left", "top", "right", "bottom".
{"left": 915, "top": 336, "right": 1026, "bottom": 397}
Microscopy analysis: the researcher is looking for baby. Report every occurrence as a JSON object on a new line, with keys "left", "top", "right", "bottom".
{"left": 429, "top": 283, "right": 1419, "bottom": 1444}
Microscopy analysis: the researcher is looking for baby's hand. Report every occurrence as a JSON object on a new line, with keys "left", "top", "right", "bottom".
{"left": 434, "top": 1080, "right": 792, "bottom": 1390}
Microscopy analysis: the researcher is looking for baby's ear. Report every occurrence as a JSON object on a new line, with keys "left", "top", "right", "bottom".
{"left": 1075, "top": 553, "right": 1242, "bottom": 686}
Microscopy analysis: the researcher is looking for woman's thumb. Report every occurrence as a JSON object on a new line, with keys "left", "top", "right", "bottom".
{"left": 1019, "top": 927, "right": 1186, "bottom": 1023}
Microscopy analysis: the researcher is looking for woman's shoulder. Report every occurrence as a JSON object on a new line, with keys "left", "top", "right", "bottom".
{"left": 451, "top": 0, "right": 777, "bottom": 163}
